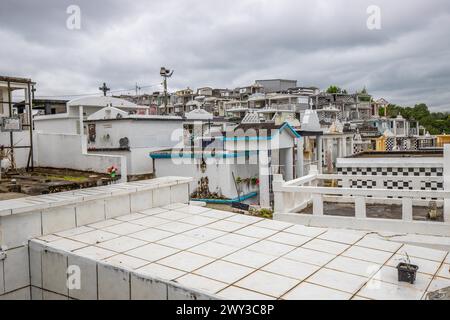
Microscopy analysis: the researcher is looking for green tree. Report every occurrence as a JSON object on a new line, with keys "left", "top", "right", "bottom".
{"left": 381, "top": 103, "right": 449, "bottom": 134}
{"left": 326, "top": 85, "right": 343, "bottom": 94}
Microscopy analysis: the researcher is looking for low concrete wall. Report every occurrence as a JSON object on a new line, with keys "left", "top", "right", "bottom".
{"left": 89, "top": 147, "right": 156, "bottom": 176}
{"left": 28, "top": 241, "right": 217, "bottom": 300}
{"left": 34, "top": 133, "right": 126, "bottom": 177}
{"left": 153, "top": 157, "right": 259, "bottom": 199}
{"left": 274, "top": 213, "right": 450, "bottom": 237}
{"left": 0, "top": 176, "right": 191, "bottom": 299}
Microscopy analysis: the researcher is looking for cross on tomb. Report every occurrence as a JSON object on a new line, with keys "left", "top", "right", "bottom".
{"left": 99, "top": 82, "right": 110, "bottom": 96}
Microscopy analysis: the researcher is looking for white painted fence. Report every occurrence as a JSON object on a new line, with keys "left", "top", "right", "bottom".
{"left": 273, "top": 146, "right": 450, "bottom": 236}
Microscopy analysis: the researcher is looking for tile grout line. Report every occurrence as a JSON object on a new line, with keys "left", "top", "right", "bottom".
{"left": 421, "top": 251, "right": 449, "bottom": 299}
{"left": 352, "top": 243, "right": 405, "bottom": 299}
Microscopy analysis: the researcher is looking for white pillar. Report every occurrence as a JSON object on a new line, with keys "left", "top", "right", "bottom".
{"left": 312, "top": 193, "right": 323, "bottom": 215}
{"left": 350, "top": 136, "right": 354, "bottom": 155}
{"left": 259, "top": 149, "right": 271, "bottom": 208}
{"left": 354, "top": 196, "right": 366, "bottom": 218}
{"left": 296, "top": 137, "right": 304, "bottom": 178}
{"left": 273, "top": 174, "right": 285, "bottom": 212}
{"left": 444, "top": 145, "right": 450, "bottom": 222}
{"left": 336, "top": 137, "right": 342, "bottom": 158}
{"left": 317, "top": 136, "right": 323, "bottom": 173}
{"left": 79, "top": 105, "right": 87, "bottom": 153}
{"left": 285, "top": 147, "right": 294, "bottom": 181}
{"left": 402, "top": 197, "right": 413, "bottom": 221}
{"left": 342, "top": 136, "right": 347, "bottom": 157}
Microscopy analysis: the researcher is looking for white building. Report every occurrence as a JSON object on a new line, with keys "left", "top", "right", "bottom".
{"left": 32, "top": 96, "right": 146, "bottom": 179}
{"left": 85, "top": 106, "right": 184, "bottom": 176}
{"left": 151, "top": 122, "right": 305, "bottom": 208}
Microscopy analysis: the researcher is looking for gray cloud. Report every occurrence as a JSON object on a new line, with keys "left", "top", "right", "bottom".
{"left": 1, "top": 0, "right": 449, "bottom": 111}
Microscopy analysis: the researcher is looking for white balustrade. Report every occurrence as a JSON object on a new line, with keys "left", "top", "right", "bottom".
{"left": 273, "top": 171, "right": 450, "bottom": 225}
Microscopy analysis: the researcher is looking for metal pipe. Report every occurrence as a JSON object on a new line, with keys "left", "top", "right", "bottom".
{"left": 27, "top": 81, "right": 34, "bottom": 170}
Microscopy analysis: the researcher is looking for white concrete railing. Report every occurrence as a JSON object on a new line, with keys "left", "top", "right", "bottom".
{"left": 273, "top": 165, "right": 450, "bottom": 226}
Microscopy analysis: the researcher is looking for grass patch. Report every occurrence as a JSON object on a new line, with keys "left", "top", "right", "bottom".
{"left": 45, "top": 175, "right": 89, "bottom": 182}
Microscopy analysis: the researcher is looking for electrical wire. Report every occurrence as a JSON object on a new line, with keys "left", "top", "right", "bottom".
{"left": 34, "top": 82, "right": 163, "bottom": 98}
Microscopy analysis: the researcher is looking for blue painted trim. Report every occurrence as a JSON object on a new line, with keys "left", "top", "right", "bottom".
{"left": 218, "top": 121, "right": 301, "bottom": 141}
{"left": 217, "top": 136, "right": 274, "bottom": 141}
{"left": 150, "top": 151, "right": 257, "bottom": 159}
{"left": 190, "top": 191, "right": 258, "bottom": 204}
{"left": 279, "top": 122, "right": 302, "bottom": 138}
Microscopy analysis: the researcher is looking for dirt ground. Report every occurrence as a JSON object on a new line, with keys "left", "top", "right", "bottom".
{"left": 0, "top": 167, "right": 116, "bottom": 197}
{"left": 299, "top": 201, "right": 443, "bottom": 222}
{"left": 206, "top": 203, "right": 242, "bottom": 213}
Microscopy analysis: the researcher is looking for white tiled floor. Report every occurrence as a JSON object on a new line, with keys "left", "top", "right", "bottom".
{"left": 262, "top": 258, "right": 320, "bottom": 280}
{"left": 69, "top": 230, "right": 119, "bottom": 244}
{"left": 342, "top": 245, "right": 393, "bottom": 264}
{"left": 223, "top": 249, "right": 277, "bottom": 269}
{"left": 188, "top": 241, "right": 239, "bottom": 259}
{"left": 317, "top": 229, "right": 366, "bottom": 245}
{"left": 325, "top": 256, "right": 381, "bottom": 278}
{"left": 157, "top": 251, "right": 214, "bottom": 272}
{"left": 284, "top": 247, "right": 336, "bottom": 266}
{"left": 235, "top": 270, "right": 300, "bottom": 298}
{"left": 307, "top": 268, "right": 368, "bottom": 294}
{"left": 97, "top": 236, "right": 146, "bottom": 252}
{"left": 354, "top": 236, "right": 403, "bottom": 253}
{"left": 126, "top": 243, "right": 179, "bottom": 262}
{"left": 302, "top": 238, "right": 349, "bottom": 255}
{"left": 136, "top": 263, "right": 185, "bottom": 281}
{"left": 282, "top": 282, "right": 352, "bottom": 300}
{"left": 194, "top": 260, "right": 254, "bottom": 284}
{"left": 267, "top": 232, "right": 311, "bottom": 247}
{"left": 358, "top": 279, "right": 425, "bottom": 300}
{"left": 386, "top": 254, "right": 441, "bottom": 275}
{"left": 176, "top": 274, "right": 228, "bottom": 294}
{"left": 372, "top": 266, "right": 433, "bottom": 291}
{"left": 36, "top": 203, "right": 450, "bottom": 300}
{"left": 436, "top": 263, "right": 450, "bottom": 279}
{"left": 217, "top": 286, "right": 274, "bottom": 300}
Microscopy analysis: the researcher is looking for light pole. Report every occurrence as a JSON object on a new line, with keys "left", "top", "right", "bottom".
{"left": 160, "top": 67, "right": 174, "bottom": 115}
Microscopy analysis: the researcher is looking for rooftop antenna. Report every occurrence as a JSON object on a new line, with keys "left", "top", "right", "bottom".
{"left": 99, "top": 82, "right": 110, "bottom": 96}
{"left": 160, "top": 67, "right": 174, "bottom": 114}
{"left": 135, "top": 83, "right": 141, "bottom": 96}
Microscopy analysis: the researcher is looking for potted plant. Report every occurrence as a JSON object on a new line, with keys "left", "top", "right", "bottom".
{"left": 397, "top": 252, "right": 418, "bottom": 284}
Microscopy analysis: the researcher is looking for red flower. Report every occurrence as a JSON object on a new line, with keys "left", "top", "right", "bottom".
{"left": 107, "top": 165, "right": 118, "bottom": 174}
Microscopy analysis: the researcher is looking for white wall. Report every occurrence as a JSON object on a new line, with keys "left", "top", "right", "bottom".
{"left": 153, "top": 157, "right": 259, "bottom": 199}
{"left": 34, "top": 116, "right": 79, "bottom": 134}
{"left": 87, "top": 119, "right": 183, "bottom": 149}
{"left": 89, "top": 147, "right": 155, "bottom": 175}
{"left": 337, "top": 156, "right": 443, "bottom": 168}
{"left": 34, "top": 133, "right": 125, "bottom": 175}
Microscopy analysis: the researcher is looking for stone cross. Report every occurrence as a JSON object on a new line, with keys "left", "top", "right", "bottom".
{"left": 99, "top": 82, "right": 110, "bottom": 96}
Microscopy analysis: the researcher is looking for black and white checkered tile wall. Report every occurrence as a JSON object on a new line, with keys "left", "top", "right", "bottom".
{"left": 385, "top": 137, "right": 419, "bottom": 151}
{"left": 337, "top": 166, "right": 444, "bottom": 191}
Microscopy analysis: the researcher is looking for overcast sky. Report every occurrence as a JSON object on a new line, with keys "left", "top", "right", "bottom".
{"left": 1, "top": 0, "right": 449, "bottom": 111}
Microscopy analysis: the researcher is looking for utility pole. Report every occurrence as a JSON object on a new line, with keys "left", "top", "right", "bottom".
{"left": 135, "top": 83, "right": 141, "bottom": 96}
{"left": 160, "top": 67, "right": 174, "bottom": 115}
